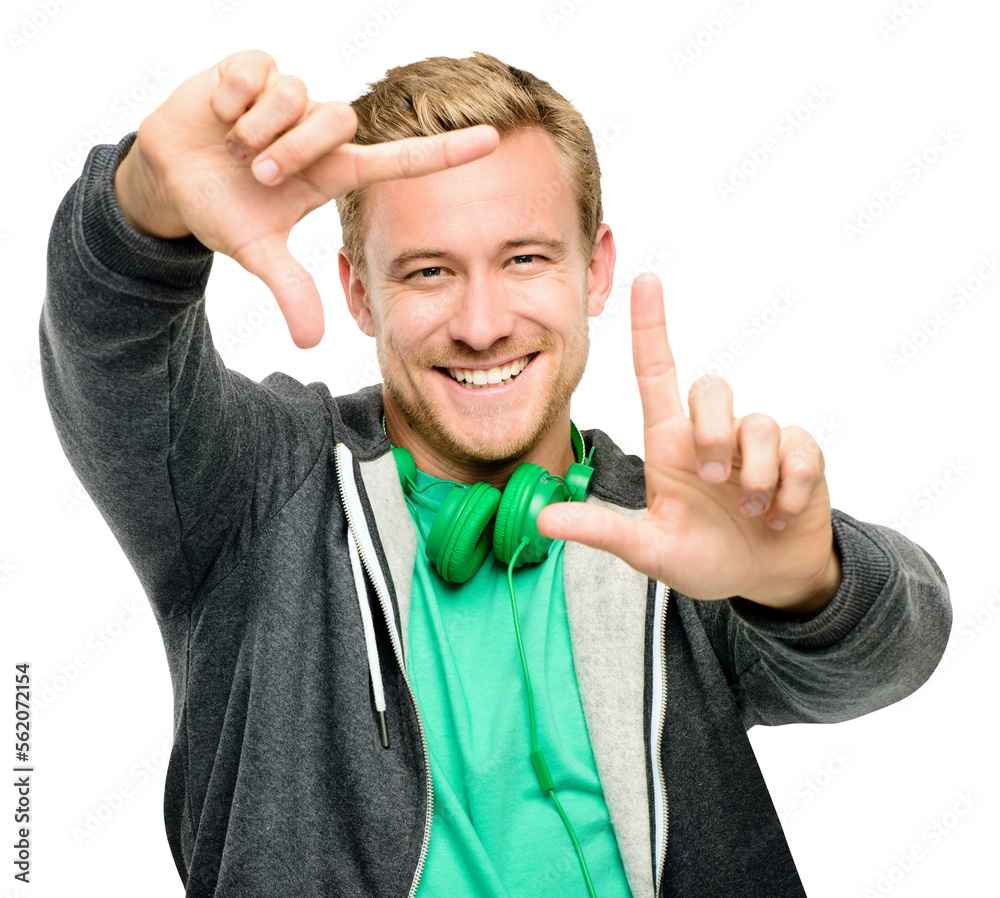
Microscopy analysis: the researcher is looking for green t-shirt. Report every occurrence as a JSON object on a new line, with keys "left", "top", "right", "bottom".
{"left": 405, "top": 468, "right": 632, "bottom": 897}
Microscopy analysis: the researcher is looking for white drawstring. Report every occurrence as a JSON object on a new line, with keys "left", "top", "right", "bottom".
{"left": 348, "top": 528, "right": 389, "bottom": 748}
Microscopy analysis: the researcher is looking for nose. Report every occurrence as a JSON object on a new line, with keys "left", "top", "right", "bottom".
{"left": 446, "top": 271, "right": 515, "bottom": 352}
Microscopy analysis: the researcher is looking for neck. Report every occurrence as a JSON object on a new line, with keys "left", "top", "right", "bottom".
{"left": 383, "top": 398, "right": 577, "bottom": 488}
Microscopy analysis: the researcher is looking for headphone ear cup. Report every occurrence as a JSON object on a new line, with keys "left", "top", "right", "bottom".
{"left": 563, "top": 462, "right": 594, "bottom": 503}
{"left": 425, "top": 482, "right": 501, "bottom": 583}
{"left": 492, "top": 464, "right": 536, "bottom": 566}
{"left": 493, "top": 464, "right": 566, "bottom": 567}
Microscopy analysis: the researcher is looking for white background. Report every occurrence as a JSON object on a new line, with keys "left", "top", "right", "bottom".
{"left": 2, "top": 0, "right": 998, "bottom": 895}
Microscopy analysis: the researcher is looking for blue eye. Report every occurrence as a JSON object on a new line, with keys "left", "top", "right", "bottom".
{"left": 513, "top": 255, "right": 535, "bottom": 264}
{"left": 420, "top": 267, "right": 442, "bottom": 277}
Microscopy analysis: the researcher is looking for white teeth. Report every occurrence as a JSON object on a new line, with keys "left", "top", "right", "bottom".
{"left": 446, "top": 355, "right": 531, "bottom": 388}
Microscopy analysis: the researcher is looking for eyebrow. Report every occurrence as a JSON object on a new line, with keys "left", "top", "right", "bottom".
{"left": 386, "top": 236, "right": 572, "bottom": 277}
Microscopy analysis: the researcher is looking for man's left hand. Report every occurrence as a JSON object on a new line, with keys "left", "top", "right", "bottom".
{"left": 538, "top": 273, "right": 841, "bottom": 615}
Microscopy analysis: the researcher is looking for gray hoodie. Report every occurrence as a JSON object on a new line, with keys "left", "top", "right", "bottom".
{"left": 40, "top": 134, "right": 952, "bottom": 898}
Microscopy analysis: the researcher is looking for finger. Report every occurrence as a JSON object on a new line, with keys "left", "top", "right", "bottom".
{"left": 631, "top": 272, "right": 684, "bottom": 436}
{"left": 211, "top": 50, "right": 278, "bottom": 124}
{"left": 231, "top": 235, "right": 325, "bottom": 348}
{"left": 767, "top": 426, "right": 825, "bottom": 529}
{"left": 319, "top": 125, "right": 500, "bottom": 193}
{"left": 228, "top": 73, "right": 310, "bottom": 160}
{"left": 537, "top": 502, "right": 651, "bottom": 572}
{"left": 246, "top": 101, "right": 358, "bottom": 186}
{"left": 734, "top": 413, "right": 781, "bottom": 517}
{"left": 687, "top": 374, "right": 735, "bottom": 483}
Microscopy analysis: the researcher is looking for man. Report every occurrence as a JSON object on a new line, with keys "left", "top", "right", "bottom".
{"left": 41, "top": 49, "right": 950, "bottom": 896}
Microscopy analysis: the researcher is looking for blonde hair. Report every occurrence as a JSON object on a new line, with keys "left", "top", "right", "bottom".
{"left": 335, "top": 51, "right": 602, "bottom": 286}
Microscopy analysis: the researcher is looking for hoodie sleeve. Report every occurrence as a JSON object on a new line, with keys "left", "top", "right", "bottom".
{"left": 40, "top": 133, "right": 329, "bottom": 621}
{"left": 691, "top": 509, "right": 952, "bottom": 728}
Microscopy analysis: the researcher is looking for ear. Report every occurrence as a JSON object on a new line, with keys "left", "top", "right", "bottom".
{"left": 339, "top": 248, "right": 376, "bottom": 337}
{"left": 585, "top": 223, "right": 616, "bottom": 318}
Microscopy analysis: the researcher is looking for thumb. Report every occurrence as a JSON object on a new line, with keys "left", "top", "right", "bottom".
{"left": 538, "top": 501, "right": 644, "bottom": 566}
{"left": 233, "top": 235, "right": 325, "bottom": 348}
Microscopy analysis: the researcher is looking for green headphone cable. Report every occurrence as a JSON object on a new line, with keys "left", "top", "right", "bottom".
{"left": 397, "top": 474, "right": 458, "bottom": 543}
{"left": 507, "top": 538, "right": 598, "bottom": 898}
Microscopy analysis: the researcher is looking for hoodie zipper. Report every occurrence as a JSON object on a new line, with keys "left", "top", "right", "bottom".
{"left": 651, "top": 581, "right": 670, "bottom": 897}
{"left": 334, "top": 442, "right": 433, "bottom": 898}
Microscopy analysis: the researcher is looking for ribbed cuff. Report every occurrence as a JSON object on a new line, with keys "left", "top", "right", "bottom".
{"left": 728, "top": 510, "right": 894, "bottom": 649}
{"left": 78, "top": 132, "right": 214, "bottom": 291}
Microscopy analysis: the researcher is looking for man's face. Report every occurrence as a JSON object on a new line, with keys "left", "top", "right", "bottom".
{"left": 344, "top": 128, "right": 612, "bottom": 468}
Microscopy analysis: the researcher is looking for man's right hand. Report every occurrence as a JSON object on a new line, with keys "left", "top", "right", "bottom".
{"left": 113, "top": 49, "right": 499, "bottom": 348}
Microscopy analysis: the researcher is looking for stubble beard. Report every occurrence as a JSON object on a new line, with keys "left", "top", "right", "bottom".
{"left": 377, "top": 325, "right": 590, "bottom": 467}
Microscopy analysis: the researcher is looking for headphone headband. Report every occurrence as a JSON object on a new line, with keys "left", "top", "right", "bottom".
{"left": 389, "top": 418, "right": 595, "bottom": 583}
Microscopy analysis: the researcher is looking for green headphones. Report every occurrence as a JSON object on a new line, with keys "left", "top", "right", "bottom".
{"left": 390, "top": 423, "right": 595, "bottom": 583}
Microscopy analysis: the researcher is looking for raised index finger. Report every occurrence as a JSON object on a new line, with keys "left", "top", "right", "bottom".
{"left": 336, "top": 125, "right": 500, "bottom": 192}
{"left": 632, "top": 272, "right": 684, "bottom": 430}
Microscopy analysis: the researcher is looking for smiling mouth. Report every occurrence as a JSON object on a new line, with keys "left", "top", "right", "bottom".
{"left": 442, "top": 354, "right": 534, "bottom": 389}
